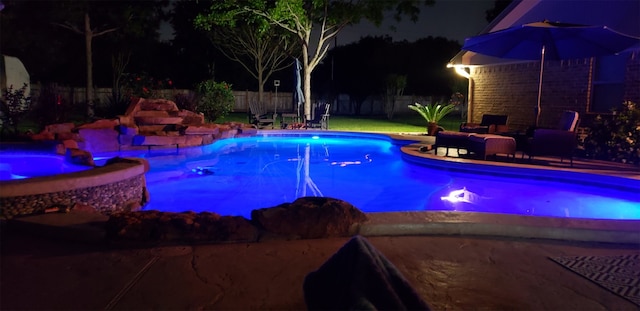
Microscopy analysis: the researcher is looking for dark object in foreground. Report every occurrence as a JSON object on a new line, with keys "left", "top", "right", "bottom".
{"left": 304, "top": 235, "right": 431, "bottom": 310}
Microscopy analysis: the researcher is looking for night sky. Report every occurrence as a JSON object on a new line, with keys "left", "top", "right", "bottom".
{"left": 338, "top": 0, "right": 495, "bottom": 45}
{"left": 159, "top": 0, "right": 495, "bottom": 45}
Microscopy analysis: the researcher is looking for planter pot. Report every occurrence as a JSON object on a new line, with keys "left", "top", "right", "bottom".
{"left": 427, "top": 122, "right": 439, "bottom": 136}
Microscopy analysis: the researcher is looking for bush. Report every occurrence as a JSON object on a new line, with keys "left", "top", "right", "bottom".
{"left": 174, "top": 92, "right": 199, "bottom": 112}
{"left": 29, "top": 83, "right": 73, "bottom": 130}
{"left": 584, "top": 101, "right": 640, "bottom": 165}
{"left": 1, "top": 83, "right": 31, "bottom": 137}
{"left": 195, "top": 80, "right": 234, "bottom": 122}
{"left": 95, "top": 88, "right": 132, "bottom": 118}
{"left": 121, "top": 72, "right": 173, "bottom": 99}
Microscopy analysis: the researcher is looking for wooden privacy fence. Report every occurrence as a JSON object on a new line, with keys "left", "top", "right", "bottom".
{"left": 232, "top": 90, "right": 295, "bottom": 113}
{"left": 28, "top": 85, "right": 450, "bottom": 115}
{"left": 28, "top": 85, "right": 295, "bottom": 113}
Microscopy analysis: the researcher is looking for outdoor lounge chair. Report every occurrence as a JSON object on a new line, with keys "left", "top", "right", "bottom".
{"left": 248, "top": 102, "right": 275, "bottom": 129}
{"left": 306, "top": 103, "right": 330, "bottom": 130}
{"left": 460, "top": 114, "right": 509, "bottom": 134}
{"left": 435, "top": 131, "right": 472, "bottom": 156}
{"left": 522, "top": 110, "right": 579, "bottom": 166}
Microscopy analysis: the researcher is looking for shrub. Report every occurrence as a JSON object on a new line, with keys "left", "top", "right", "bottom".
{"left": 408, "top": 102, "right": 456, "bottom": 124}
{"left": 29, "top": 83, "right": 73, "bottom": 129}
{"left": 195, "top": 80, "right": 234, "bottom": 122}
{"left": 95, "top": 88, "right": 132, "bottom": 118}
{"left": 0, "top": 83, "right": 31, "bottom": 137}
{"left": 584, "top": 101, "right": 640, "bottom": 165}
{"left": 121, "top": 72, "right": 173, "bottom": 100}
{"left": 174, "top": 92, "right": 199, "bottom": 112}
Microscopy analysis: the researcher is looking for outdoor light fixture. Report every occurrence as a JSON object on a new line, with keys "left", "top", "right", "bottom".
{"left": 440, "top": 187, "right": 478, "bottom": 204}
{"left": 447, "top": 63, "right": 471, "bottom": 79}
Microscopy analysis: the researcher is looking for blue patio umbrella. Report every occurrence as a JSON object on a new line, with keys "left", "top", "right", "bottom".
{"left": 462, "top": 20, "right": 640, "bottom": 126}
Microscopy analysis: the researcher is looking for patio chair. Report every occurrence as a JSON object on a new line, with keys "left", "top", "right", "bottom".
{"left": 522, "top": 110, "right": 579, "bottom": 166}
{"left": 460, "top": 114, "right": 509, "bottom": 134}
{"left": 248, "top": 102, "right": 275, "bottom": 129}
{"left": 306, "top": 103, "right": 330, "bottom": 130}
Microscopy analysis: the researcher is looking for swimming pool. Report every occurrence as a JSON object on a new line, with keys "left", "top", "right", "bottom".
{"left": 95, "top": 132, "right": 640, "bottom": 220}
{"left": 0, "top": 153, "right": 93, "bottom": 180}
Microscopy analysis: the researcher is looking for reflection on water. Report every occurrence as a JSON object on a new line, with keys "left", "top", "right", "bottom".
{"left": 98, "top": 134, "right": 640, "bottom": 220}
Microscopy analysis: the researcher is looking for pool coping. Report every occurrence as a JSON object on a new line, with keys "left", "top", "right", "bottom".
{"left": 0, "top": 159, "right": 149, "bottom": 197}
{"left": 401, "top": 144, "right": 640, "bottom": 190}
{"left": 360, "top": 211, "right": 640, "bottom": 245}
{"left": 8, "top": 209, "right": 640, "bottom": 246}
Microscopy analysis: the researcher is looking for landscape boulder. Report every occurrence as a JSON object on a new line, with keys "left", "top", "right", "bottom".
{"left": 77, "top": 127, "right": 120, "bottom": 153}
{"left": 45, "top": 122, "right": 75, "bottom": 134}
{"left": 251, "top": 197, "right": 369, "bottom": 239}
{"left": 65, "top": 148, "right": 95, "bottom": 166}
{"left": 105, "top": 210, "right": 259, "bottom": 244}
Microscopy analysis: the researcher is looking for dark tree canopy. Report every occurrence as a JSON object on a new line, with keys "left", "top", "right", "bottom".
{"left": 313, "top": 35, "right": 462, "bottom": 114}
{"left": 2, "top": 0, "right": 465, "bottom": 117}
{"left": 1, "top": 0, "right": 167, "bottom": 87}
{"left": 485, "top": 0, "right": 512, "bottom": 23}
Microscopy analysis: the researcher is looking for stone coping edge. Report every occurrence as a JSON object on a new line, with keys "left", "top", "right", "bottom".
{"left": 6, "top": 210, "right": 639, "bottom": 246}
{"left": 360, "top": 223, "right": 639, "bottom": 245}
{"left": 359, "top": 212, "right": 640, "bottom": 245}
{"left": 401, "top": 145, "right": 640, "bottom": 191}
{"left": 0, "top": 158, "right": 149, "bottom": 197}
{"left": 255, "top": 130, "right": 422, "bottom": 146}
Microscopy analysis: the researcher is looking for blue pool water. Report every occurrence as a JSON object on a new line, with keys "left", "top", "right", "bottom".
{"left": 0, "top": 153, "right": 92, "bottom": 180}
{"left": 93, "top": 132, "right": 640, "bottom": 220}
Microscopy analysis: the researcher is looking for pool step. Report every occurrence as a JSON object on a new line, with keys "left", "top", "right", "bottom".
{"left": 132, "top": 135, "right": 186, "bottom": 147}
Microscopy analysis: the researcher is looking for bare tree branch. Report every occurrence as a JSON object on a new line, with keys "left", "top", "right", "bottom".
{"left": 52, "top": 22, "right": 82, "bottom": 34}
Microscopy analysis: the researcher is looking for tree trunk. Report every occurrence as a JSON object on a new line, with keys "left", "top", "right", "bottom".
{"left": 303, "top": 67, "right": 312, "bottom": 121}
{"left": 257, "top": 62, "right": 264, "bottom": 104}
{"left": 258, "top": 81, "right": 264, "bottom": 105}
{"left": 84, "top": 12, "right": 94, "bottom": 119}
{"left": 301, "top": 45, "right": 312, "bottom": 121}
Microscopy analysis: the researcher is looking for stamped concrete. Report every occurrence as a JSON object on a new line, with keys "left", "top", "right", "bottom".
{"left": 3, "top": 207, "right": 640, "bottom": 310}
{"left": 2, "top": 227, "right": 639, "bottom": 310}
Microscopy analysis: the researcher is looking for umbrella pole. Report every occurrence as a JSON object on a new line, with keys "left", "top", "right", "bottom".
{"left": 536, "top": 45, "right": 545, "bottom": 127}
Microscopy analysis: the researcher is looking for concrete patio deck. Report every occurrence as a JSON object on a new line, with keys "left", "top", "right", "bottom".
{"left": 2, "top": 220, "right": 639, "bottom": 310}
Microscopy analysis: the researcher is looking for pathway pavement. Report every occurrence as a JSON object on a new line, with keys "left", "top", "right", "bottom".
{"left": 2, "top": 212, "right": 640, "bottom": 310}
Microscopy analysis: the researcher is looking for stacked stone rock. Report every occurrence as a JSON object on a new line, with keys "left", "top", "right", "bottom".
{"left": 124, "top": 98, "right": 220, "bottom": 150}
{"left": 0, "top": 174, "right": 146, "bottom": 219}
{"left": 29, "top": 97, "right": 257, "bottom": 156}
{"left": 0, "top": 157, "right": 150, "bottom": 219}
{"left": 105, "top": 197, "right": 369, "bottom": 245}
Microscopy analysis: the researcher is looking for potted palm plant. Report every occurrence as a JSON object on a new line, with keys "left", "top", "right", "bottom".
{"left": 408, "top": 102, "right": 456, "bottom": 136}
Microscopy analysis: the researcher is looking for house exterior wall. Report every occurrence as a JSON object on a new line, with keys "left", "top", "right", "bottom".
{"left": 625, "top": 52, "right": 640, "bottom": 103}
{"left": 469, "top": 51, "right": 640, "bottom": 131}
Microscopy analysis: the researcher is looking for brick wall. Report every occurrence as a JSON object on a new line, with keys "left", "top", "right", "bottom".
{"left": 625, "top": 52, "right": 640, "bottom": 103}
{"left": 469, "top": 51, "right": 640, "bottom": 131}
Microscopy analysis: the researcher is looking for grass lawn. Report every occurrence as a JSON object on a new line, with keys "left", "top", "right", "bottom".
{"left": 217, "top": 112, "right": 464, "bottom": 133}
